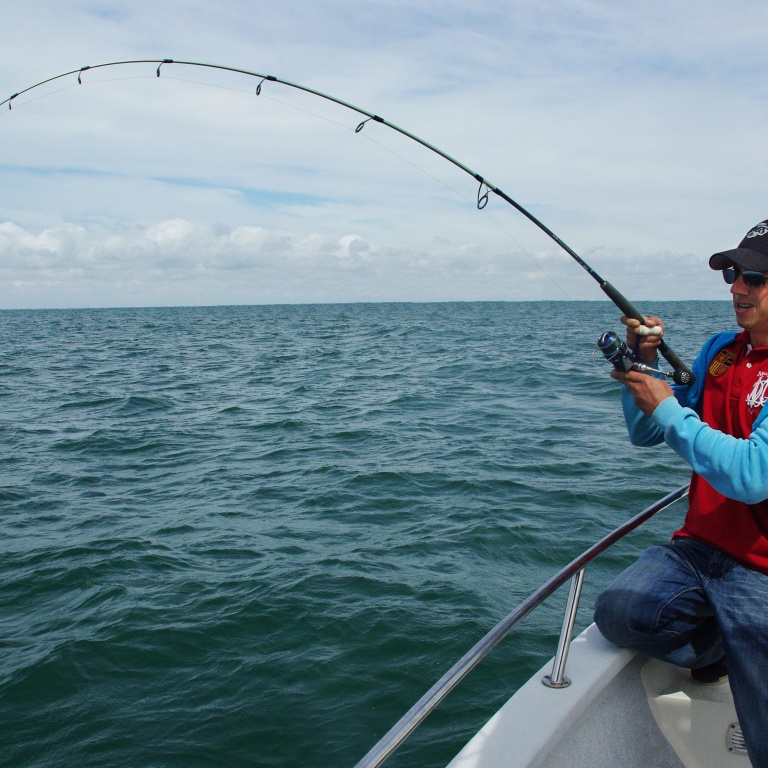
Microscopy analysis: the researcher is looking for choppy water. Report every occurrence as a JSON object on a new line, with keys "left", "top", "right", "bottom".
{"left": 1, "top": 300, "right": 734, "bottom": 767}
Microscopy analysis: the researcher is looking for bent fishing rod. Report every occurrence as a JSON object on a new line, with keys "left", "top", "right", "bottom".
{"left": 3, "top": 58, "right": 694, "bottom": 385}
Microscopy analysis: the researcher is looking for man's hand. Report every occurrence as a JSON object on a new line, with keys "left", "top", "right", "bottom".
{"left": 611, "top": 368, "right": 674, "bottom": 416}
{"left": 621, "top": 315, "right": 664, "bottom": 363}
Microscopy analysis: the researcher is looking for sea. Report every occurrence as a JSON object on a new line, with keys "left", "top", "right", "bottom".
{"left": 1, "top": 300, "right": 735, "bottom": 768}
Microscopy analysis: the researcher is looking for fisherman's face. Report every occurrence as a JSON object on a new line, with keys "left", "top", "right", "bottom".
{"left": 730, "top": 269, "right": 768, "bottom": 347}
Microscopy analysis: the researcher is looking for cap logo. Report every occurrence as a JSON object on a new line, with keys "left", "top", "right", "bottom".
{"left": 746, "top": 222, "right": 768, "bottom": 239}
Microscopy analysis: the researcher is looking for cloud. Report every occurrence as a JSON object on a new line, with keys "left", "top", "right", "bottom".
{"left": 0, "top": 215, "right": 730, "bottom": 309}
{"left": 0, "top": 218, "right": 511, "bottom": 306}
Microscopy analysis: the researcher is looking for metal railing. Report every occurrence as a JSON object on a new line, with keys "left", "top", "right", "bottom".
{"left": 353, "top": 483, "right": 689, "bottom": 768}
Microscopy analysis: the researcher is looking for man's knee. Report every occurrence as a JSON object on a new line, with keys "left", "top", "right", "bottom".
{"left": 594, "top": 586, "right": 634, "bottom": 647}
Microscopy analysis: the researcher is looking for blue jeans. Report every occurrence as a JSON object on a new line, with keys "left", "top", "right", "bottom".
{"left": 594, "top": 537, "right": 768, "bottom": 767}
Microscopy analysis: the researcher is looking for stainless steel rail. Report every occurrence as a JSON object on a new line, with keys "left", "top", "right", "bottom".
{"left": 353, "top": 483, "right": 689, "bottom": 768}
{"left": 542, "top": 567, "right": 586, "bottom": 689}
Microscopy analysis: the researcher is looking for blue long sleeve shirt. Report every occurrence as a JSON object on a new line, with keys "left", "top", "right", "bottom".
{"left": 621, "top": 331, "right": 768, "bottom": 572}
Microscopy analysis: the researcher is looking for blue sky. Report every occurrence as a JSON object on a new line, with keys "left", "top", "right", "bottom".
{"left": 1, "top": 1, "right": 767, "bottom": 308}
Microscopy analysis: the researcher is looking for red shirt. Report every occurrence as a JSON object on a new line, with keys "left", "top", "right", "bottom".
{"left": 676, "top": 331, "right": 768, "bottom": 573}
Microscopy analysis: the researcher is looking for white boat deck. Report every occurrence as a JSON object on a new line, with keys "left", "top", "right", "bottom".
{"left": 448, "top": 624, "right": 751, "bottom": 768}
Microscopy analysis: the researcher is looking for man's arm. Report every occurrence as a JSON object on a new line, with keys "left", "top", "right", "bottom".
{"left": 652, "top": 399, "right": 768, "bottom": 504}
{"left": 617, "top": 357, "right": 768, "bottom": 505}
{"left": 611, "top": 323, "right": 768, "bottom": 503}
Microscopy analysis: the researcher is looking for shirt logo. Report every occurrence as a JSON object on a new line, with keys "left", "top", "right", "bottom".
{"left": 709, "top": 349, "right": 735, "bottom": 377}
{"left": 747, "top": 371, "right": 768, "bottom": 412}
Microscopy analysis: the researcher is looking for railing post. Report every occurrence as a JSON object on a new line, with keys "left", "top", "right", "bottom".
{"left": 542, "top": 566, "right": 586, "bottom": 689}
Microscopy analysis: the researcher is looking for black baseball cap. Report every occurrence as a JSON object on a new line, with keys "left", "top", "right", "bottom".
{"left": 710, "top": 220, "right": 768, "bottom": 271}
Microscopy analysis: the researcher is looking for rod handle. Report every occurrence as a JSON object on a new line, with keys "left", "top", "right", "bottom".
{"left": 600, "top": 281, "right": 695, "bottom": 385}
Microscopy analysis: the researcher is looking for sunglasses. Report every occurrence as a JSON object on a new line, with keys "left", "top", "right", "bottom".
{"left": 722, "top": 266, "right": 768, "bottom": 289}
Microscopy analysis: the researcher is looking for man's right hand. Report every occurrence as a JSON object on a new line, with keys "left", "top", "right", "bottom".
{"left": 620, "top": 315, "right": 664, "bottom": 364}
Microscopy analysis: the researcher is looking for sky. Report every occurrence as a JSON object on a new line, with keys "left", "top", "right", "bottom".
{"left": 1, "top": 0, "right": 767, "bottom": 308}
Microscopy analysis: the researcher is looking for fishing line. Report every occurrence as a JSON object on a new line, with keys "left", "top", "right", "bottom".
{"left": 7, "top": 64, "right": 575, "bottom": 299}
{"left": 352, "top": 130, "right": 574, "bottom": 297}
{"left": 3, "top": 58, "right": 690, "bottom": 379}
{"left": 156, "top": 79, "right": 573, "bottom": 299}
{"left": 0, "top": 75, "right": 154, "bottom": 119}
{"left": 0, "top": 82, "right": 77, "bottom": 117}
{"left": 356, "top": 131, "right": 576, "bottom": 297}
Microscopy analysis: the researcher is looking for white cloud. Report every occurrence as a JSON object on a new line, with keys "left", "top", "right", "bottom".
{"left": 0, "top": 218, "right": 514, "bottom": 306}
{"left": 0, "top": 216, "right": 730, "bottom": 309}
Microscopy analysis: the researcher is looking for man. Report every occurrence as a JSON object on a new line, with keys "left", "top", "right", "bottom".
{"left": 594, "top": 219, "right": 768, "bottom": 767}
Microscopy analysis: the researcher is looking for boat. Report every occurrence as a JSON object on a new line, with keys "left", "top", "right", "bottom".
{"left": 354, "top": 484, "right": 753, "bottom": 768}
{"left": 447, "top": 625, "right": 749, "bottom": 768}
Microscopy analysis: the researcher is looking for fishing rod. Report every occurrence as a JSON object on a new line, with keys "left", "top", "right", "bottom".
{"left": 3, "top": 58, "right": 694, "bottom": 384}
